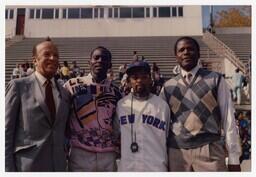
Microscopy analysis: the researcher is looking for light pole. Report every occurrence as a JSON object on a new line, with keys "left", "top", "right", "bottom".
{"left": 209, "top": 6, "right": 215, "bottom": 33}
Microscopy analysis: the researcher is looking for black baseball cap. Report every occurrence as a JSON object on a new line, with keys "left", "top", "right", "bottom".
{"left": 126, "top": 61, "right": 151, "bottom": 76}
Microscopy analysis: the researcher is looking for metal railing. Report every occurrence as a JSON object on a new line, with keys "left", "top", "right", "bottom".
{"left": 203, "top": 31, "right": 246, "bottom": 74}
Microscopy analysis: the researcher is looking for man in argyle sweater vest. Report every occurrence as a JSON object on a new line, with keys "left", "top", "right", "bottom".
{"left": 160, "top": 36, "right": 241, "bottom": 171}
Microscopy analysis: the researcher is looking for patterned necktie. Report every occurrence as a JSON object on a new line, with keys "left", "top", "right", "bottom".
{"left": 186, "top": 73, "right": 193, "bottom": 83}
{"left": 45, "top": 79, "right": 56, "bottom": 124}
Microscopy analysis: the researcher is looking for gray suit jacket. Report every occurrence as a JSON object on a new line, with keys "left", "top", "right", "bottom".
{"left": 5, "top": 73, "right": 71, "bottom": 172}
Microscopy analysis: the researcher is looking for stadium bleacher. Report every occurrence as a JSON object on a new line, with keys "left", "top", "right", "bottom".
{"left": 215, "top": 34, "right": 251, "bottom": 66}
{"left": 5, "top": 36, "right": 220, "bottom": 84}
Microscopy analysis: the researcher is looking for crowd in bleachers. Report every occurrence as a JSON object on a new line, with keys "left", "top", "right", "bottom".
{"left": 117, "top": 51, "right": 166, "bottom": 96}
{"left": 55, "top": 60, "right": 86, "bottom": 85}
{"left": 12, "top": 60, "right": 86, "bottom": 86}
{"left": 235, "top": 110, "right": 251, "bottom": 163}
{"left": 11, "top": 50, "right": 169, "bottom": 98}
{"left": 11, "top": 62, "right": 34, "bottom": 79}
{"left": 11, "top": 51, "right": 250, "bottom": 103}
{"left": 11, "top": 56, "right": 165, "bottom": 95}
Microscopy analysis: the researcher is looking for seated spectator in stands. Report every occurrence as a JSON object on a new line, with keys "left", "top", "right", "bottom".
{"left": 243, "top": 77, "right": 250, "bottom": 102}
{"left": 19, "top": 64, "right": 26, "bottom": 77}
{"left": 141, "top": 55, "right": 147, "bottom": 62}
{"left": 151, "top": 74, "right": 165, "bottom": 96}
{"left": 107, "top": 68, "right": 115, "bottom": 81}
{"left": 243, "top": 57, "right": 251, "bottom": 101}
{"left": 236, "top": 111, "right": 251, "bottom": 163}
{"left": 245, "top": 111, "right": 251, "bottom": 140}
{"left": 12, "top": 64, "right": 21, "bottom": 79}
{"left": 152, "top": 62, "right": 159, "bottom": 73}
{"left": 70, "top": 60, "right": 80, "bottom": 78}
{"left": 60, "top": 61, "right": 70, "bottom": 82}
{"left": 79, "top": 68, "right": 86, "bottom": 77}
{"left": 54, "top": 64, "right": 64, "bottom": 86}
{"left": 54, "top": 73, "right": 65, "bottom": 86}
{"left": 119, "top": 73, "right": 130, "bottom": 96}
{"left": 26, "top": 63, "right": 34, "bottom": 76}
{"left": 132, "top": 51, "right": 139, "bottom": 63}
{"left": 152, "top": 62, "right": 161, "bottom": 83}
{"left": 24, "top": 62, "right": 30, "bottom": 72}
{"left": 56, "top": 64, "right": 61, "bottom": 75}
{"left": 232, "top": 68, "right": 245, "bottom": 104}
{"left": 118, "top": 63, "right": 127, "bottom": 80}
{"left": 120, "top": 73, "right": 130, "bottom": 94}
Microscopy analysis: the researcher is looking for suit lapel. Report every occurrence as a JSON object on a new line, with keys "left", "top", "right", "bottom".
{"left": 32, "top": 73, "right": 52, "bottom": 125}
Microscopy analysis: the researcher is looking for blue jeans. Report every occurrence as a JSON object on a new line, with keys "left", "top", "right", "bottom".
{"left": 233, "top": 86, "right": 241, "bottom": 104}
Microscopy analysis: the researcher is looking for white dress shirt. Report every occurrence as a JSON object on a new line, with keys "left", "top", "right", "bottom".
{"left": 35, "top": 71, "right": 59, "bottom": 110}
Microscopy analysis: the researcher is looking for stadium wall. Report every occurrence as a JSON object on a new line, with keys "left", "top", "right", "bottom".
{"left": 5, "top": 5, "right": 202, "bottom": 38}
{"left": 5, "top": 10, "right": 17, "bottom": 38}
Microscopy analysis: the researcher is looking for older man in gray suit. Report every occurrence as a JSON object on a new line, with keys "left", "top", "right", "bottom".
{"left": 5, "top": 37, "right": 71, "bottom": 172}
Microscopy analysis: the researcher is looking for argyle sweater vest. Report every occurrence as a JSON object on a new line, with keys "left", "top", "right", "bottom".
{"left": 162, "top": 68, "right": 222, "bottom": 149}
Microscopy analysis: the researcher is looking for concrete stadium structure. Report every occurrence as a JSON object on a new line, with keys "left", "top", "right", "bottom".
{"left": 6, "top": 5, "right": 202, "bottom": 38}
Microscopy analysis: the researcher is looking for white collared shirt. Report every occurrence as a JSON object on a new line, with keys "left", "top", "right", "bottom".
{"left": 177, "top": 65, "right": 242, "bottom": 164}
{"left": 180, "top": 64, "right": 200, "bottom": 82}
{"left": 35, "top": 71, "right": 59, "bottom": 109}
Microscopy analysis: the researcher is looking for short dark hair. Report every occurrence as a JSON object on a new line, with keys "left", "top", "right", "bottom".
{"left": 32, "top": 36, "right": 53, "bottom": 57}
{"left": 90, "top": 46, "right": 112, "bottom": 61}
{"left": 63, "top": 61, "right": 68, "bottom": 67}
{"left": 174, "top": 36, "right": 200, "bottom": 55}
{"left": 235, "top": 68, "right": 240, "bottom": 73}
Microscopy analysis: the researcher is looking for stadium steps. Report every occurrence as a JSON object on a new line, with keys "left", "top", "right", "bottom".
{"left": 5, "top": 35, "right": 25, "bottom": 48}
{"left": 5, "top": 36, "right": 220, "bottom": 85}
{"left": 215, "top": 34, "right": 251, "bottom": 66}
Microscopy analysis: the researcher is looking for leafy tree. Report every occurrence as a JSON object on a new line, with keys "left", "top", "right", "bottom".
{"left": 214, "top": 7, "right": 251, "bottom": 27}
